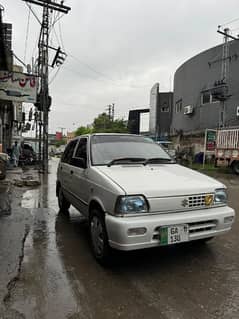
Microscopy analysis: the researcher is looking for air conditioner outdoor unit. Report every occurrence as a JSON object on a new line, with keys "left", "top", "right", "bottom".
{"left": 237, "top": 106, "right": 239, "bottom": 117}
{"left": 184, "top": 105, "right": 193, "bottom": 115}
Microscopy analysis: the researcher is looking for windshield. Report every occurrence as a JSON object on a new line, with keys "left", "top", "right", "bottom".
{"left": 91, "top": 135, "right": 171, "bottom": 165}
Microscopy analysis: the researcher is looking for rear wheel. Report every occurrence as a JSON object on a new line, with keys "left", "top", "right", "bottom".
{"left": 58, "top": 186, "right": 70, "bottom": 213}
{"left": 232, "top": 160, "right": 239, "bottom": 175}
{"left": 89, "top": 208, "right": 112, "bottom": 265}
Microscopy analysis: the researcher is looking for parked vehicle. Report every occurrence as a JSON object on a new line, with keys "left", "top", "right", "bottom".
{"left": 0, "top": 153, "right": 7, "bottom": 180}
{"left": 215, "top": 129, "right": 239, "bottom": 174}
{"left": 56, "top": 134, "right": 235, "bottom": 264}
{"left": 19, "top": 143, "right": 37, "bottom": 165}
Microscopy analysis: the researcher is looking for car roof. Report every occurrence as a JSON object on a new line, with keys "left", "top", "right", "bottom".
{"left": 72, "top": 133, "right": 144, "bottom": 140}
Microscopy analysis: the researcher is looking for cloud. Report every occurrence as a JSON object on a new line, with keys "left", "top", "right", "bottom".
{"left": 1, "top": 0, "right": 239, "bottom": 132}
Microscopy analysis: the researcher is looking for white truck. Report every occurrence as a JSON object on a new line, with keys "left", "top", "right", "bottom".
{"left": 215, "top": 128, "right": 239, "bottom": 174}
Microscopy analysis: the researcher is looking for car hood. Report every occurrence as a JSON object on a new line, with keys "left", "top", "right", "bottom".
{"left": 96, "top": 164, "right": 225, "bottom": 197}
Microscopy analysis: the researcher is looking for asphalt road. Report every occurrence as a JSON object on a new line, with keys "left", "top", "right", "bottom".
{"left": 0, "top": 158, "right": 239, "bottom": 319}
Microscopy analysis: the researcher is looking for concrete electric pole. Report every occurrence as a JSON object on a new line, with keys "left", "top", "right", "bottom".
{"left": 217, "top": 27, "right": 239, "bottom": 127}
{"left": 22, "top": 0, "right": 71, "bottom": 173}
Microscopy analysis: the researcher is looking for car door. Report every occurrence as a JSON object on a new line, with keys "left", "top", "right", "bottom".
{"left": 70, "top": 137, "right": 90, "bottom": 216}
{"left": 59, "top": 139, "right": 78, "bottom": 203}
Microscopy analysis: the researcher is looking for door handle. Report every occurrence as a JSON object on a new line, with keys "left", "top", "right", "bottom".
{"left": 70, "top": 170, "right": 74, "bottom": 175}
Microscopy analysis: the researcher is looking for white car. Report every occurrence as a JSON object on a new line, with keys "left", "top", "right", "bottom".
{"left": 56, "top": 134, "right": 235, "bottom": 264}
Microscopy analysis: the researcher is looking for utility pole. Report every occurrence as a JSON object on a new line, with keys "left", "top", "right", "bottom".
{"left": 106, "top": 103, "right": 115, "bottom": 121}
{"left": 22, "top": 0, "right": 71, "bottom": 173}
{"left": 219, "top": 27, "right": 230, "bottom": 128}
{"left": 216, "top": 27, "right": 239, "bottom": 127}
{"left": 111, "top": 103, "right": 115, "bottom": 121}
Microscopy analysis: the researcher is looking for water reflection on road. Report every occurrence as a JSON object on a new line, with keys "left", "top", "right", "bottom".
{"left": 6, "top": 158, "right": 239, "bottom": 319}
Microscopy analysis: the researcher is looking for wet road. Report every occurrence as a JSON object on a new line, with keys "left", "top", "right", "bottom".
{"left": 1, "top": 158, "right": 239, "bottom": 319}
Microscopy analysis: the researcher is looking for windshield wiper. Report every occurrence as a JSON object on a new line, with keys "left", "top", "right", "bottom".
{"left": 143, "top": 157, "right": 175, "bottom": 165}
{"left": 107, "top": 157, "right": 146, "bottom": 167}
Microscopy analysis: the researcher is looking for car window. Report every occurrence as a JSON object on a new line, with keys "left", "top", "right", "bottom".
{"left": 72, "top": 138, "right": 88, "bottom": 168}
{"left": 61, "top": 140, "right": 78, "bottom": 164}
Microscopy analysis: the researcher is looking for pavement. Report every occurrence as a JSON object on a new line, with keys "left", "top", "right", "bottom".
{"left": 0, "top": 158, "right": 238, "bottom": 319}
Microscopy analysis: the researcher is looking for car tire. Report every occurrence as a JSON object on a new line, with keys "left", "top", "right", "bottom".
{"left": 89, "top": 208, "right": 112, "bottom": 265}
{"left": 58, "top": 186, "right": 70, "bottom": 212}
{"left": 232, "top": 160, "right": 239, "bottom": 175}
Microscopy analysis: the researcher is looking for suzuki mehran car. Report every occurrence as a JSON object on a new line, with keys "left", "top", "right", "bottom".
{"left": 56, "top": 134, "right": 235, "bottom": 264}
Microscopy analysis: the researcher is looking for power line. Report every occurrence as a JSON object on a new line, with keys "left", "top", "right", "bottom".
{"left": 24, "top": 5, "right": 31, "bottom": 63}
{"left": 220, "top": 17, "right": 239, "bottom": 27}
{"left": 25, "top": 2, "right": 41, "bottom": 25}
{"left": 49, "top": 65, "right": 62, "bottom": 84}
{"left": 58, "top": 19, "right": 65, "bottom": 51}
{"left": 12, "top": 52, "right": 27, "bottom": 68}
{"left": 68, "top": 53, "right": 119, "bottom": 83}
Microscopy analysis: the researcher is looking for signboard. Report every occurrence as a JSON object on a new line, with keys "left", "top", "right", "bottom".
{"left": 0, "top": 71, "right": 37, "bottom": 103}
{"left": 205, "top": 129, "right": 216, "bottom": 151}
{"left": 203, "top": 129, "right": 217, "bottom": 168}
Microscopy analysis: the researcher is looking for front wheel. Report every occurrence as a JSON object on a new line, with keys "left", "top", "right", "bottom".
{"left": 58, "top": 186, "right": 70, "bottom": 213}
{"left": 89, "top": 209, "right": 112, "bottom": 265}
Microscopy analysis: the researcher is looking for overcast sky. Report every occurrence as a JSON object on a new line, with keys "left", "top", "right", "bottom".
{"left": 1, "top": 0, "right": 239, "bottom": 133}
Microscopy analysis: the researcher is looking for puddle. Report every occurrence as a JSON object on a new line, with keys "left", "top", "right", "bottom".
{"left": 21, "top": 189, "right": 40, "bottom": 209}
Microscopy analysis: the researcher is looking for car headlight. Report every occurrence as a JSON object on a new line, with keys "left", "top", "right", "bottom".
{"left": 214, "top": 188, "right": 227, "bottom": 205}
{"left": 115, "top": 195, "right": 149, "bottom": 215}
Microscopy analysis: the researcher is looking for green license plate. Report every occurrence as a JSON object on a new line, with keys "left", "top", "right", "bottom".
{"left": 160, "top": 224, "right": 189, "bottom": 245}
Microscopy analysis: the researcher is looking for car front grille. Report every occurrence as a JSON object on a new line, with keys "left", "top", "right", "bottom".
{"left": 188, "top": 195, "right": 209, "bottom": 208}
{"left": 188, "top": 219, "right": 217, "bottom": 234}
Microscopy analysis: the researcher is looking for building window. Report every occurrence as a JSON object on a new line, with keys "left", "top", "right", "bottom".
{"left": 175, "top": 99, "right": 182, "bottom": 113}
{"left": 201, "top": 92, "right": 210, "bottom": 104}
{"left": 201, "top": 91, "right": 219, "bottom": 104}
{"left": 161, "top": 102, "right": 169, "bottom": 112}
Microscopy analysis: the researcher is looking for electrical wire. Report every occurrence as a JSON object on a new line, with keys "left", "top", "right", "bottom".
{"left": 24, "top": 5, "right": 31, "bottom": 63}
{"left": 13, "top": 52, "right": 27, "bottom": 68}
{"left": 63, "top": 62, "right": 149, "bottom": 89}
{"left": 49, "top": 66, "right": 62, "bottom": 85}
{"left": 58, "top": 19, "right": 65, "bottom": 51}
{"left": 68, "top": 53, "right": 122, "bottom": 84}
{"left": 25, "top": 2, "right": 41, "bottom": 25}
{"left": 220, "top": 17, "right": 239, "bottom": 28}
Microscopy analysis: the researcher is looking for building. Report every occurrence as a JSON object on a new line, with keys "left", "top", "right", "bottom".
{"left": 128, "top": 109, "right": 149, "bottom": 135}
{"left": 67, "top": 131, "right": 75, "bottom": 143}
{"left": 149, "top": 83, "right": 173, "bottom": 139}
{"left": 171, "top": 39, "right": 239, "bottom": 136}
{"left": 0, "top": 8, "right": 13, "bottom": 153}
{"left": 128, "top": 87, "right": 173, "bottom": 138}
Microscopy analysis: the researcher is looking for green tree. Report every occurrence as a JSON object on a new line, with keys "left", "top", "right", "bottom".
{"left": 92, "top": 113, "right": 128, "bottom": 133}
{"left": 75, "top": 125, "right": 92, "bottom": 136}
{"left": 55, "top": 139, "right": 67, "bottom": 147}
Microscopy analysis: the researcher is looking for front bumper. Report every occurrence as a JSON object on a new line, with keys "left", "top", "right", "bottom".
{"left": 105, "top": 206, "right": 235, "bottom": 251}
